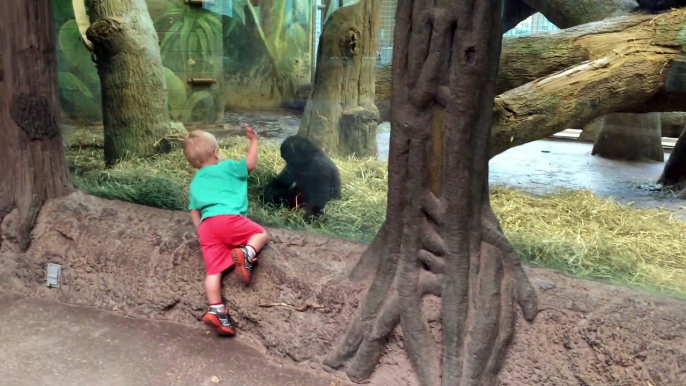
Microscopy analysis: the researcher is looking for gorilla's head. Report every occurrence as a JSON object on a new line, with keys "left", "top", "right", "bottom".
{"left": 280, "top": 135, "right": 323, "bottom": 166}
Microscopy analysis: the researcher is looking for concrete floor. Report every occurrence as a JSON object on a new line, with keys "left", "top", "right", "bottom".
{"left": 0, "top": 293, "right": 344, "bottom": 386}
{"left": 488, "top": 139, "right": 680, "bottom": 208}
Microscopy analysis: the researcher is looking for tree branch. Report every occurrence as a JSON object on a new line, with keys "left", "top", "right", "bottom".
{"left": 523, "top": 0, "right": 638, "bottom": 28}
{"left": 490, "top": 52, "right": 677, "bottom": 158}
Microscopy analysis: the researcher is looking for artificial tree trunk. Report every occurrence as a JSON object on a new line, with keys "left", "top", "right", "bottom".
{"left": 326, "top": 1, "right": 538, "bottom": 385}
{"left": 0, "top": 0, "right": 71, "bottom": 251}
{"left": 660, "top": 112, "right": 686, "bottom": 138}
{"left": 578, "top": 117, "right": 605, "bottom": 142}
{"left": 592, "top": 113, "right": 664, "bottom": 162}
{"left": 297, "top": 0, "right": 382, "bottom": 157}
{"left": 375, "top": 0, "right": 537, "bottom": 122}
{"left": 593, "top": 113, "right": 665, "bottom": 162}
{"left": 85, "top": 0, "right": 172, "bottom": 166}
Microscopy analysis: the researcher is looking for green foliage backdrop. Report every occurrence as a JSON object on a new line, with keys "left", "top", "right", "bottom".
{"left": 54, "top": 0, "right": 316, "bottom": 120}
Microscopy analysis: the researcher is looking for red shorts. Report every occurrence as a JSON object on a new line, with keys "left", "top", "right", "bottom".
{"left": 197, "top": 215, "right": 265, "bottom": 275}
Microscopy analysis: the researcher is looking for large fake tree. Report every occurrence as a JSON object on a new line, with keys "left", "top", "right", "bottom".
{"left": 297, "top": 0, "right": 382, "bottom": 157}
{"left": 0, "top": 0, "right": 71, "bottom": 250}
{"left": 77, "top": 0, "right": 173, "bottom": 166}
{"left": 326, "top": 0, "right": 538, "bottom": 384}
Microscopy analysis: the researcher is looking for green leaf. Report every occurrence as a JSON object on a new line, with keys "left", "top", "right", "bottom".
{"left": 58, "top": 20, "right": 91, "bottom": 68}
{"left": 198, "top": 28, "right": 209, "bottom": 54}
{"left": 204, "top": 12, "right": 223, "bottom": 29}
{"left": 179, "top": 16, "right": 196, "bottom": 61}
{"left": 231, "top": 0, "right": 247, "bottom": 24}
{"left": 197, "top": 17, "right": 219, "bottom": 52}
{"left": 53, "top": 0, "right": 75, "bottom": 25}
{"left": 160, "top": 20, "right": 184, "bottom": 52}
{"left": 58, "top": 71, "right": 94, "bottom": 100}
{"left": 163, "top": 68, "right": 187, "bottom": 120}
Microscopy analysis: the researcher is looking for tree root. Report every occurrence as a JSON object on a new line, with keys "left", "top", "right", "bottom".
{"left": 326, "top": 217, "right": 538, "bottom": 385}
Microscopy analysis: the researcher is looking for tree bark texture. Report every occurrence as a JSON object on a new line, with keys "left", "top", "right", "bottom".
{"left": 326, "top": 1, "right": 538, "bottom": 385}
{"left": 0, "top": 0, "right": 71, "bottom": 252}
{"left": 578, "top": 117, "right": 605, "bottom": 142}
{"left": 525, "top": 0, "right": 670, "bottom": 163}
{"left": 489, "top": 10, "right": 686, "bottom": 158}
{"left": 592, "top": 113, "right": 664, "bottom": 161}
{"left": 377, "top": 10, "right": 686, "bottom": 158}
{"left": 377, "top": 9, "right": 676, "bottom": 109}
{"left": 297, "top": 0, "right": 382, "bottom": 157}
{"left": 502, "top": 0, "right": 536, "bottom": 32}
{"left": 661, "top": 112, "right": 686, "bottom": 138}
{"left": 376, "top": 25, "right": 593, "bottom": 104}
{"left": 85, "top": 0, "right": 172, "bottom": 166}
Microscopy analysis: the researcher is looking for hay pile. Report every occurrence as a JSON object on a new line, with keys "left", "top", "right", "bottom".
{"left": 66, "top": 130, "right": 686, "bottom": 297}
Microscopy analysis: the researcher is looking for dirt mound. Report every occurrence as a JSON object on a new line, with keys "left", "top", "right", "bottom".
{"left": 1, "top": 193, "right": 685, "bottom": 385}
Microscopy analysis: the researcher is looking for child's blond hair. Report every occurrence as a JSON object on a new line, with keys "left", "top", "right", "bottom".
{"left": 183, "top": 130, "right": 218, "bottom": 168}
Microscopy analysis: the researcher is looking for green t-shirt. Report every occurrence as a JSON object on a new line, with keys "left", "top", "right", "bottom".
{"left": 188, "top": 158, "right": 249, "bottom": 221}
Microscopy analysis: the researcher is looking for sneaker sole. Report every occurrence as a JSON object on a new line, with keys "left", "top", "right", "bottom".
{"left": 202, "top": 314, "right": 236, "bottom": 336}
{"left": 231, "top": 249, "right": 251, "bottom": 285}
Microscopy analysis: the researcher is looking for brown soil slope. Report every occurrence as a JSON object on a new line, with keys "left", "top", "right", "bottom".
{"left": 1, "top": 193, "right": 685, "bottom": 385}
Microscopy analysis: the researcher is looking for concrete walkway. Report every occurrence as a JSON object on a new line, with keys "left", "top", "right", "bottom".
{"left": 0, "top": 293, "right": 344, "bottom": 386}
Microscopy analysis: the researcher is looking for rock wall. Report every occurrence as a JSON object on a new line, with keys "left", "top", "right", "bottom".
{"left": 1, "top": 192, "right": 685, "bottom": 385}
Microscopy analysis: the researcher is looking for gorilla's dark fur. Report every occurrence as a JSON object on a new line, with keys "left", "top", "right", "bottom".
{"left": 637, "top": 0, "right": 686, "bottom": 13}
{"left": 262, "top": 135, "right": 342, "bottom": 217}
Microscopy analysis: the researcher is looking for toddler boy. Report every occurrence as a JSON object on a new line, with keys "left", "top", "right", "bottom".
{"left": 183, "top": 123, "right": 269, "bottom": 336}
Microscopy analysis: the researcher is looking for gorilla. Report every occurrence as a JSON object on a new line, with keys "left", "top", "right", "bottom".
{"left": 262, "top": 135, "right": 342, "bottom": 218}
{"left": 637, "top": 0, "right": 686, "bottom": 13}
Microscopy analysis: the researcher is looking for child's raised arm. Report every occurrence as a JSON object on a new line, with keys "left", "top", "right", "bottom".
{"left": 243, "top": 122, "right": 259, "bottom": 172}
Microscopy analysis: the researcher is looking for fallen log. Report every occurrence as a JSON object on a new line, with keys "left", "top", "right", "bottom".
{"left": 376, "top": 10, "right": 667, "bottom": 102}
{"left": 379, "top": 11, "right": 686, "bottom": 139}
{"left": 490, "top": 10, "right": 686, "bottom": 157}
{"left": 490, "top": 52, "right": 676, "bottom": 157}
{"left": 1, "top": 193, "right": 686, "bottom": 385}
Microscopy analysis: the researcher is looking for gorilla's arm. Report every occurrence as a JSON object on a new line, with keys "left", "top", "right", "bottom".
{"left": 262, "top": 168, "right": 297, "bottom": 206}
{"left": 299, "top": 156, "right": 342, "bottom": 217}
{"left": 273, "top": 167, "right": 296, "bottom": 188}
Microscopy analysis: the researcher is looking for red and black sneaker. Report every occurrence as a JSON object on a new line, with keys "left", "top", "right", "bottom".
{"left": 231, "top": 247, "right": 255, "bottom": 285}
{"left": 202, "top": 309, "right": 237, "bottom": 336}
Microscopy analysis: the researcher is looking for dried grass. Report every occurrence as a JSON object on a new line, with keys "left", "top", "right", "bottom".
{"left": 66, "top": 130, "right": 686, "bottom": 297}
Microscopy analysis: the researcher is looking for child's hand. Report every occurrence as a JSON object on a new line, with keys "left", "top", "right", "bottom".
{"left": 243, "top": 122, "right": 257, "bottom": 141}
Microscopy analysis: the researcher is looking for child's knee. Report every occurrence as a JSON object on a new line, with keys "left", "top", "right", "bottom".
{"left": 261, "top": 231, "right": 270, "bottom": 242}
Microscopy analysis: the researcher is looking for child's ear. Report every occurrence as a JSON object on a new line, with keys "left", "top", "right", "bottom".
{"left": 214, "top": 148, "right": 220, "bottom": 158}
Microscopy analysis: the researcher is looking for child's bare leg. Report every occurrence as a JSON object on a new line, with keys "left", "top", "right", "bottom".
{"left": 204, "top": 273, "right": 222, "bottom": 305}
{"left": 246, "top": 232, "right": 270, "bottom": 256}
